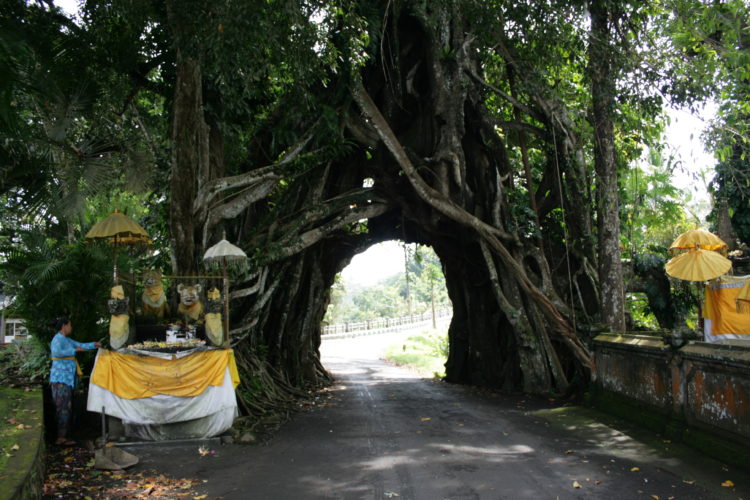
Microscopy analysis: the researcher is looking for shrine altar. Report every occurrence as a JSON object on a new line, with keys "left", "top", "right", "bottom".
{"left": 87, "top": 346, "right": 240, "bottom": 441}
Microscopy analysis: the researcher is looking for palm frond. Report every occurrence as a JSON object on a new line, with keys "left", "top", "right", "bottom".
{"left": 22, "top": 258, "right": 66, "bottom": 285}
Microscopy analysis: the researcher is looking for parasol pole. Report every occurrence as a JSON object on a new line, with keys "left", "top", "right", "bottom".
{"left": 113, "top": 234, "right": 118, "bottom": 284}
{"left": 698, "top": 282, "right": 704, "bottom": 335}
{"left": 223, "top": 259, "right": 229, "bottom": 346}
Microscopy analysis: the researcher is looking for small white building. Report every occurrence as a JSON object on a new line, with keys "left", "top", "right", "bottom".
{"left": 2, "top": 318, "right": 28, "bottom": 344}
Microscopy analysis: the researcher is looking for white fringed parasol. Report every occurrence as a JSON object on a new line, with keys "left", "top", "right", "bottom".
{"left": 203, "top": 238, "right": 248, "bottom": 271}
{"left": 202, "top": 235, "right": 248, "bottom": 345}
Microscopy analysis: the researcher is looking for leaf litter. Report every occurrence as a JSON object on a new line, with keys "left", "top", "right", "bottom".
{"left": 43, "top": 444, "right": 210, "bottom": 499}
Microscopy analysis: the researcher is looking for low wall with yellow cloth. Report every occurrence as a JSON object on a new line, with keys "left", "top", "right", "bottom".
{"left": 91, "top": 348, "right": 239, "bottom": 399}
{"left": 87, "top": 348, "right": 239, "bottom": 440}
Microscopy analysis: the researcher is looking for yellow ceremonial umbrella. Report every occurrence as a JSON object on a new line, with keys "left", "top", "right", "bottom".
{"left": 85, "top": 210, "right": 152, "bottom": 282}
{"left": 85, "top": 210, "right": 151, "bottom": 243}
{"left": 665, "top": 248, "right": 732, "bottom": 282}
{"left": 669, "top": 228, "right": 728, "bottom": 255}
{"left": 666, "top": 247, "right": 732, "bottom": 333}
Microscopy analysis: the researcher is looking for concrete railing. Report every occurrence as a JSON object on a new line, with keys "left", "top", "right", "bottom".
{"left": 322, "top": 309, "right": 452, "bottom": 339}
{"left": 591, "top": 333, "right": 750, "bottom": 467}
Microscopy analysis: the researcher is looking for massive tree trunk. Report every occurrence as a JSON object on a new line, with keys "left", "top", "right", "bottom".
{"left": 589, "top": 0, "right": 627, "bottom": 332}
{"left": 166, "top": 0, "right": 211, "bottom": 276}
{"left": 168, "top": 55, "right": 209, "bottom": 276}
{"left": 348, "top": 4, "right": 592, "bottom": 393}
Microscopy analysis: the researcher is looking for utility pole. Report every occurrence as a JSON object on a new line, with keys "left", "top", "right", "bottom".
{"left": 430, "top": 272, "right": 436, "bottom": 329}
{"left": 403, "top": 243, "right": 412, "bottom": 317}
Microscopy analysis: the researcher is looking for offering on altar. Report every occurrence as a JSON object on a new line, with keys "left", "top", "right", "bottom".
{"left": 166, "top": 323, "right": 197, "bottom": 343}
{"left": 128, "top": 338, "right": 206, "bottom": 352}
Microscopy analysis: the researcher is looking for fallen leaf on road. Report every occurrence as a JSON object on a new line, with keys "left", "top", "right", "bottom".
{"left": 651, "top": 495, "right": 659, "bottom": 500}
{"left": 594, "top": 480, "right": 601, "bottom": 485}
{"left": 572, "top": 481, "right": 581, "bottom": 489}
{"left": 682, "top": 480, "right": 695, "bottom": 485}
{"left": 420, "top": 417, "right": 431, "bottom": 422}
{"left": 193, "top": 496, "right": 207, "bottom": 500}
{"left": 722, "top": 480, "right": 734, "bottom": 487}
{"left": 565, "top": 450, "right": 575, "bottom": 454}
{"left": 384, "top": 492, "right": 400, "bottom": 498}
{"left": 630, "top": 467, "right": 640, "bottom": 472}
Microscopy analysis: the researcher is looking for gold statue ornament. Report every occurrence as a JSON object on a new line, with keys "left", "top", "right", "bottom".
{"left": 141, "top": 270, "right": 169, "bottom": 320}
{"left": 108, "top": 285, "right": 131, "bottom": 349}
{"left": 177, "top": 283, "right": 205, "bottom": 322}
{"left": 204, "top": 287, "right": 224, "bottom": 346}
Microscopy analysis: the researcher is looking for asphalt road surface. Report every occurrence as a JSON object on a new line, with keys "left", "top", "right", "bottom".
{"left": 132, "top": 331, "right": 750, "bottom": 499}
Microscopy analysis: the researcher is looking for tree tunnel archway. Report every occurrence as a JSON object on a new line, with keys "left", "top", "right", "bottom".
{"left": 164, "top": 2, "right": 599, "bottom": 414}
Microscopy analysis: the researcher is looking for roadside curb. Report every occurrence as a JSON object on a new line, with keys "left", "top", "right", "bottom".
{"left": 0, "top": 387, "right": 45, "bottom": 500}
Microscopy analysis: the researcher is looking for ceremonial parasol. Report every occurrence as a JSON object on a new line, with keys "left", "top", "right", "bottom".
{"left": 669, "top": 228, "right": 728, "bottom": 255}
{"left": 665, "top": 248, "right": 732, "bottom": 282}
{"left": 85, "top": 210, "right": 152, "bottom": 282}
{"left": 665, "top": 243, "right": 732, "bottom": 334}
{"left": 203, "top": 235, "right": 248, "bottom": 345}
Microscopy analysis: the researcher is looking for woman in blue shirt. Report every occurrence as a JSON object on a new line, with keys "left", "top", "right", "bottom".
{"left": 49, "top": 316, "right": 101, "bottom": 446}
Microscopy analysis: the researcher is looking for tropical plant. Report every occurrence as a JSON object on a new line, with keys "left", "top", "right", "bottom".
{"left": 1, "top": 233, "right": 112, "bottom": 346}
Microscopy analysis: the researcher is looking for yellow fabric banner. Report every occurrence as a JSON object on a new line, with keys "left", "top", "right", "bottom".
{"left": 704, "top": 285, "right": 750, "bottom": 335}
{"left": 91, "top": 349, "right": 240, "bottom": 400}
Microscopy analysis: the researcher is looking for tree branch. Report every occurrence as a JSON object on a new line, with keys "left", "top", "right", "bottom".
{"left": 351, "top": 80, "right": 515, "bottom": 244}
{"left": 277, "top": 203, "right": 388, "bottom": 259}
{"left": 193, "top": 127, "right": 315, "bottom": 215}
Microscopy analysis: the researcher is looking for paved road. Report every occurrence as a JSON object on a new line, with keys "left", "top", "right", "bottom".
{"left": 132, "top": 332, "right": 750, "bottom": 499}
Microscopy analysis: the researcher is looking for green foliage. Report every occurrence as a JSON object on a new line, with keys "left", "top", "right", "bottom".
{"left": 1, "top": 1, "right": 161, "bottom": 244}
{"left": 0, "top": 337, "right": 51, "bottom": 384}
{"left": 621, "top": 157, "right": 695, "bottom": 257}
{"left": 0, "top": 234, "right": 112, "bottom": 346}
{"left": 324, "top": 244, "right": 451, "bottom": 324}
{"left": 663, "top": 0, "right": 750, "bottom": 244}
{"left": 626, "top": 293, "right": 660, "bottom": 330}
{"left": 631, "top": 251, "right": 697, "bottom": 330}
{"left": 383, "top": 328, "right": 449, "bottom": 378}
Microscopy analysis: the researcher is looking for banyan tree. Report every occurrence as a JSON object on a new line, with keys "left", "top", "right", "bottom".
{"left": 73, "top": 0, "right": 648, "bottom": 410}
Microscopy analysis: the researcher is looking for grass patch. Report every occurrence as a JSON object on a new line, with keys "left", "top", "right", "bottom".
{"left": 383, "top": 328, "right": 448, "bottom": 378}
{"left": 0, "top": 385, "right": 43, "bottom": 480}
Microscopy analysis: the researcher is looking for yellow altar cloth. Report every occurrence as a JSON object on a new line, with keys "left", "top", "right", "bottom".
{"left": 704, "top": 281, "right": 750, "bottom": 335}
{"left": 91, "top": 349, "right": 240, "bottom": 400}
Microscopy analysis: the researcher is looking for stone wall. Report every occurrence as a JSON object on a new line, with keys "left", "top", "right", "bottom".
{"left": 591, "top": 334, "right": 750, "bottom": 465}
